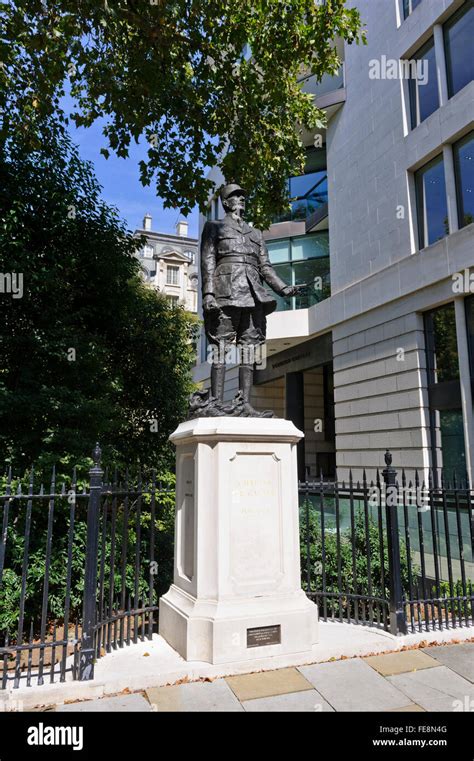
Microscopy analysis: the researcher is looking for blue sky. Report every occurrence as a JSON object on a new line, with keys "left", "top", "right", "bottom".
{"left": 66, "top": 106, "right": 200, "bottom": 238}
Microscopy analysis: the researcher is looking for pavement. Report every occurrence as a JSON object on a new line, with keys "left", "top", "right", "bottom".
{"left": 43, "top": 642, "right": 474, "bottom": 712}
{"left": 3, "top": 621, "right": 474, "bottom": 711}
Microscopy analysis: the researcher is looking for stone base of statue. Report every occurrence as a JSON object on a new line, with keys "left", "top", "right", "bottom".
{"left": 159, "top": 417, "right": 318, "bottom": 665}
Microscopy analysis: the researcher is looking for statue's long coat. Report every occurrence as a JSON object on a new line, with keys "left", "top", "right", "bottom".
{"left": 200, "top": 214, "right": 288, "bottom": 316}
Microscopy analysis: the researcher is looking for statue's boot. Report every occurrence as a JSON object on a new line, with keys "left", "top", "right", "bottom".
{"left": 208, "top": 363, "right": 226, "bottom": 414}
{"left": 211, "top": 362, "right": 225, "bottom": 400}
{"left": 237, "top": 364, "right": 275, "bottom": 418}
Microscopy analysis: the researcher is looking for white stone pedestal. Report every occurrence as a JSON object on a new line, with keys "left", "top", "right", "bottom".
{"left": 159, "top": 417, "right": 318, "bottom": 665}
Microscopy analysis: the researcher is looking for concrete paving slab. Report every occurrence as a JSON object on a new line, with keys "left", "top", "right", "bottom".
{"left": 299, "top": 659, "right": 411, "bottom": 712}
{"left": 243, "top": 689, "right": 334, "bottom": 712}
{"left": 145, "top": 685, "right": 183, "bottom": 712}
{"left": 55, "top": 694, "right": 151, "bottom": 712}
{"left": 388, "top": 665, "right": 474, "bottom": 712}
{"left": 422, "top": 644, "right": 474, "bottom": 683}
{"left": 225, "top": 667, "right": 314, "bottom": 702}
{"left": 364, "top": 649, "right": 439, "bottom": 676}
{"left": 146, "top": 680, "right": 243, "bottom": 712}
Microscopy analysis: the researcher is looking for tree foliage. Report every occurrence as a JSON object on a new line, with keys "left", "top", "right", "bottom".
{"left": 0, "top": 124, "right": 199, "bottom": 470}
{"left": 0, "top": 0, "right": 365, "bottom": 227}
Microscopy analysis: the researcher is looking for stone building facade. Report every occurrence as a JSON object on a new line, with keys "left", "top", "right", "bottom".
{"left": 134, "top": 215, "right": 198, "bottom": 313}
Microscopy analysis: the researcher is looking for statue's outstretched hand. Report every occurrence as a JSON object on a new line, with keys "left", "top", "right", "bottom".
{"left": 280, "top": 284, "right": 308, "bottom": 297}
{"left": 203, "top": 294, "right": 219, "bottom": 312}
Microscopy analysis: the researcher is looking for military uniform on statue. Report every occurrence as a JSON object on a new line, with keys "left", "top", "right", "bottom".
{"left": 189, "top": 183, "right": 303, "bottom": 418}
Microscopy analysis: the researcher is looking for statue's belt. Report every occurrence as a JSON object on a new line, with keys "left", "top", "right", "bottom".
{"left": 215, "top": 255, "right": 258, "bottom": 267}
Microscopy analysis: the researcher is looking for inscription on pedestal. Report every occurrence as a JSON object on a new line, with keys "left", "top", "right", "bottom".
{"left": 230, "top": 452, "right": 282, "bottom": 589}
{"left": 247, "top": 625, "right": 281, "bottom": 648}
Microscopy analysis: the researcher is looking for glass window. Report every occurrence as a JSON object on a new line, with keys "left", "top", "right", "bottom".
{"left": 439, "top": 410, "right": 466, "bottom": 476}
{"left": 267, "top": 239, "right": 290, "bottom": 264}
{"left": 403, "top": 0, "right": 422, "bottom": 19}
{"left": 408, "top": 38, "right": 439, "bottom": 128}
{"left": 143, "top": 244, "right": 154, "bottom": 258}
{"left": 424, "top": 304, "right": 466, "bottom": 479}
{"left": 306, "top": 175, "right": 328, "bottom": 208}
{"left": 166, "top": 265, "right": 180, "bottom": 285}
{"left": 289, "top": 171, "right": 324, "bottom": 198}
{"left": 464, "top": 295, "right": 474, "bottom": 378}
{"left": 415, "top": 155, "right": 448, "bottom": 248}
{"left": 425, "top": 303, "right": 460, "bottom": 384}
{"left": 453, "top": 131, "right": 474, "bottom": 229}
{"left": 444, "top": 1, "right": 474, "bottom": 98}
{"left": 263, "top": 233, "right": 330, "bottom": 311}
{"left": 273, "top": 148, "right": 327, "bottom": 223}
{"left": 268, "top": 263, "right": 293, "bottom": 312}
{"left": 292, "top": 232, "right": 329, "bottom": 260}
{"left": 293, "top": 258, "right": 330, "bottom": 308}
{"left": 288, "top": 172, "right": 328, "bottom": 220}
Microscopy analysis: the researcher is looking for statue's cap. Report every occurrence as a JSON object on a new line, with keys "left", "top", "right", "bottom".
{"left": 220, "top": 183, "right": 246, "bottom": 202}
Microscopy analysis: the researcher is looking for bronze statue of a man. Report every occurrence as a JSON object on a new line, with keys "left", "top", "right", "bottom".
{"left": 189, "top": 183, "right": 302, "bottom": 418}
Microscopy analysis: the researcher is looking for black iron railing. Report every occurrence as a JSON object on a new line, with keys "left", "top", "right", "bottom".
{"left": 0, "top": 444, "right": 173, "bottom": 689}
{"left": 299, "top": 450, "right": 474, "bottom": 635}
{"left": 2, "top": 444, "right": 473, "bottom": 690}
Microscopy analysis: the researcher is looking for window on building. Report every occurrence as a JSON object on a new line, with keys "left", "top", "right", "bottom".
{"left": 444, "top": 1, "right": 474, "bottom": 99}
{"left": 408, "top": 38, "right": 439, "bottom": 128}
{"left": 143, "top": 244, "right": 154, "bottom": 258}
{"left": 437, "top": 410, "right": 466, "bottom": 476}
{"left": 166, "top": 265, "right": 180, "bottom": 285}
{"left": 424, "top": 303, "right": 466, "bottom": 480}
{"left": 403, "top": 0, "right": 422, "bottom": 19}
{"left": 266, "top": 232, "right": 330, "bottom": 311}
{"left": 287, "top": 172, "right": 328, "bottom": 221}
{"left": 425, "top": 304, "right": 459, "bottom": 384}
{"left": 273, "top": 147, "right": 327, "bottom": 223}
{"left": 265, "top": 238, "right": 290, "bottom": 264}
{"left": 464, "top": 295, "right": 474, "bottom": 373}
{"left": 453, "top": 131, "right": 474, "bottom": 229}
{"left": 167, "top": 295, "right": 180, "bottom": 305}
{"left": 415, "top": 155, "right": 448, "bottom": 248}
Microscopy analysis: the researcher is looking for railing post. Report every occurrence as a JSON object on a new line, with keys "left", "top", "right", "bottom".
{"left": 79, "top": 443, "right": 103, "bottom": 680}
{"left": 382, "top": 450, "right": 407, "bottom": 635}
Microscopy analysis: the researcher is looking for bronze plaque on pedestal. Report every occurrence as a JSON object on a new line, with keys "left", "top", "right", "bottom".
{"left": 247, "top": 625, "right": 281, "bottom": 648}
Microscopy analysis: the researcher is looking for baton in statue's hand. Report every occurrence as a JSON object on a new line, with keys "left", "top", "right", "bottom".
{"left": 283, "top": 283, "right": 310, "bottom": 297}
{"left": 293, "top": 283, "right": 310, "bottom": 294}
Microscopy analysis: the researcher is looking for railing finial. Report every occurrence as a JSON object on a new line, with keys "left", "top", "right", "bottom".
{"left": 92, "top": 442, "right": 102, "bottom": 466}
